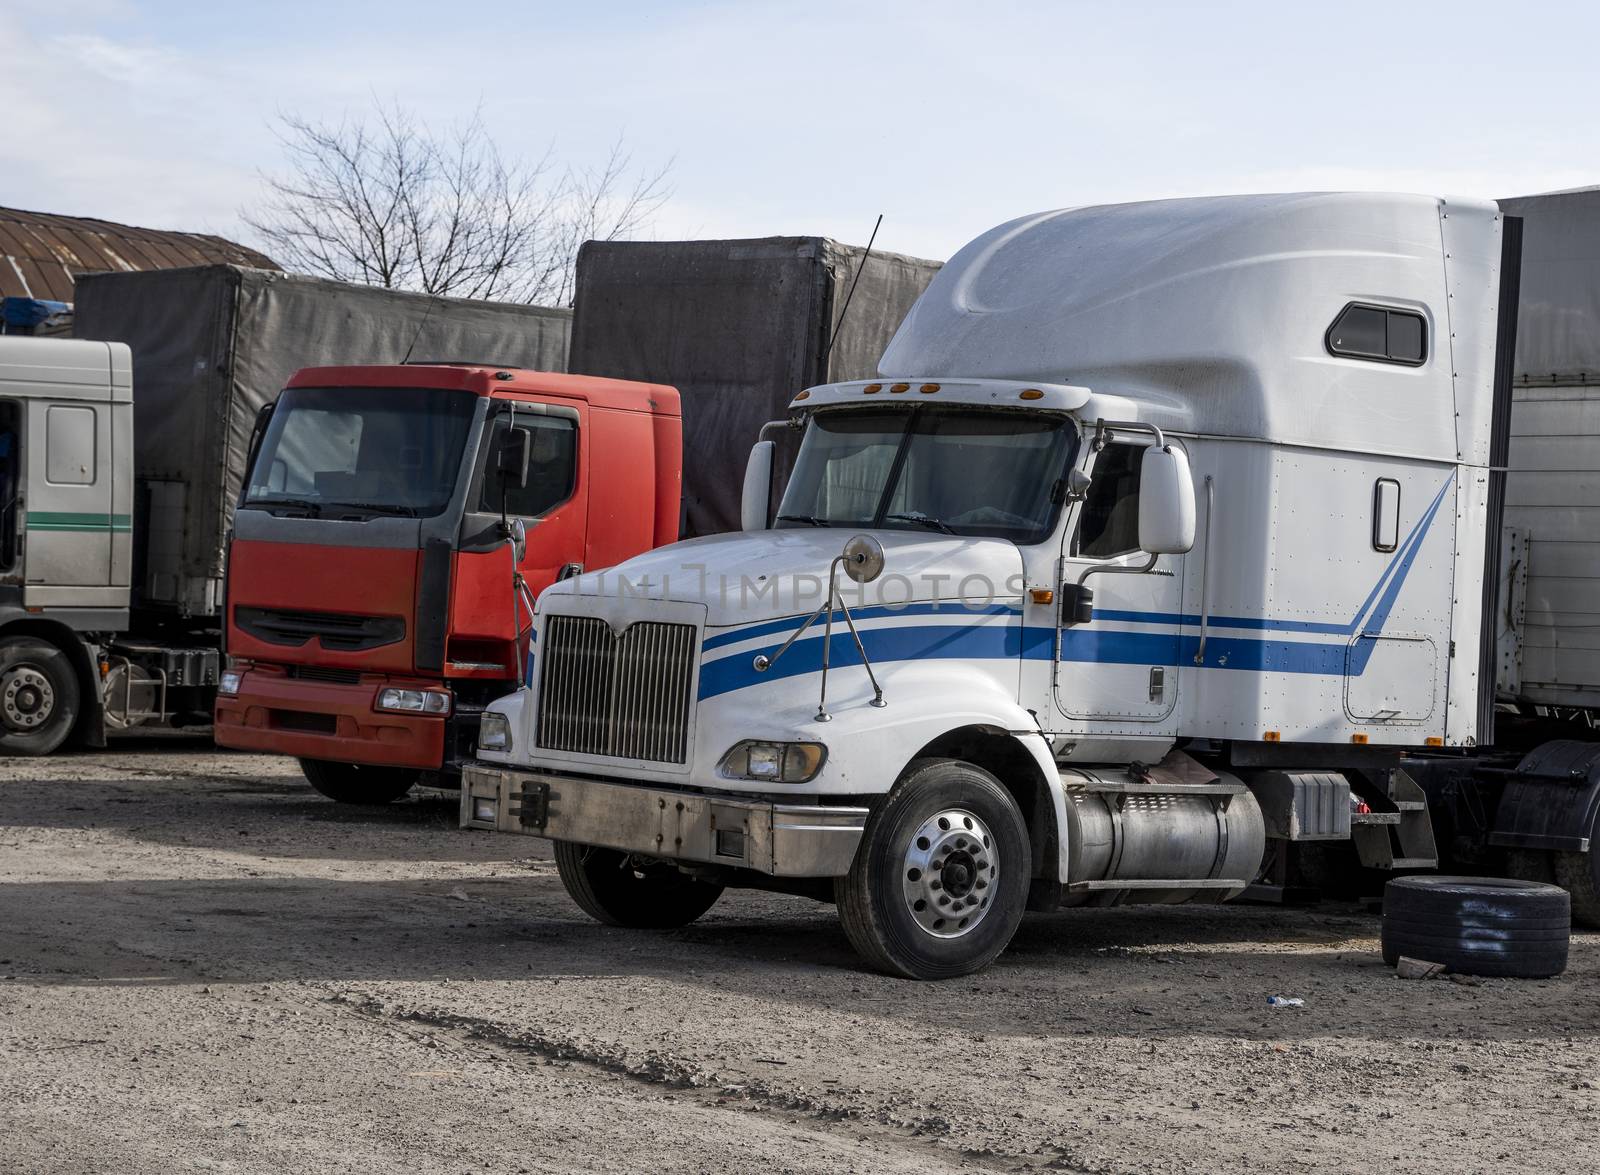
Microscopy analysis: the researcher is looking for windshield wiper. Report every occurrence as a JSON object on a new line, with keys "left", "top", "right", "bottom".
{"left": 775, "top": 514, "right": 832, "bottom": 527}
{"left": 331, "top": 501, "right": 419, "bottom": 518}
{"left": 885, "top": 511, "right": 956, "bottom": 534}
{"left": 243, "top": 497, "right": 322, "bottom": 517}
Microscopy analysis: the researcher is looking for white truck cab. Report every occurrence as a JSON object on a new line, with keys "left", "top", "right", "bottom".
{"left": 0, "top": 337, "right": 134, "bottom": 752}
{"left": 463, "top": 193, "right": 1517, "bottom": 978}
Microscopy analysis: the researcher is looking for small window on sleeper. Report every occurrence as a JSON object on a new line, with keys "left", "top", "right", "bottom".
{"left": 1326, "top": 303, "right": 1427, "bottom": 366}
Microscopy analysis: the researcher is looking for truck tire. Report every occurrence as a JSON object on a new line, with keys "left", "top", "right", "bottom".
{"left": 1381, "top": 875, "right": 1570, "bottom": 978}
{"left": 1552, "top": 852, "right": 1600, "bottom": 929}
{"left": 297, "top": 758, "right": 418, "bottom": 805}
{"left": 0, "top": 636, "right": 80, "bottom": 756}
{"left": 553, "top": 841, "right": 724, "bottom": 928}
{"left": 835, "top": 758, "right": 1030, "bottom": 980}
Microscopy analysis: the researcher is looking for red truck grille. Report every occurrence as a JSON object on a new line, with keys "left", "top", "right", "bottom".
{"left": 235, "top": 607, "right": 405, "bottom": 652}
{"left": 535, "top": 615, "right": 696, "bottom": 764}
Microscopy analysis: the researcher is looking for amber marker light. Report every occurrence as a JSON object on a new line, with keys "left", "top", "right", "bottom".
{"left": 793, "top": 389, "right": 810, "bottom": 400}
{"left": 919, "top": 383, "right": 940, "bottom": 393}
{"left": 1263, "top": 730, "right": 1281, "bottom": 742}
{"left": 1425, "top": 737, "right": 1444, "bottom": 746}
{"left": 1352, "top": 733, "right": 1370, "bottom": 745}
{"left": 889, "top": 382, "right": 910, "bottom": 393}
{"left": 1029, "top": 588, "right": 1055, "bottom": 605}
{"left": 863, "top": 383, "right": 882, "bottom": 394}
{"left": 1019, "top": 388, "right": 1044, "bottom": 401}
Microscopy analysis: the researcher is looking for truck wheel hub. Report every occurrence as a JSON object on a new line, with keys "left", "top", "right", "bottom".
{"left": 2, "top": 667, "right": 54, "bottom": 729}
{"left": 902, "top": 808, "right": 997, "bottom": 939}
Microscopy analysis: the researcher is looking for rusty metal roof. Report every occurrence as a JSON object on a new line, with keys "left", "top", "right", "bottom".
{"left": 0, "top": 206, "right": 277, "bottom": 302}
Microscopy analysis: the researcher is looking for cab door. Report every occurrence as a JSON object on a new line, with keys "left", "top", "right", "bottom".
{"left": 1053, "top": 437, "right": 1187, "bottom": 722}
{"left": 24, "top": 399, "right": 119, "bottom": 606}
{"left": 448, "top": 399, "right": 588, "bottom": 669}
{"left": 474, "top": 399, "right": 588, "bottom": 596}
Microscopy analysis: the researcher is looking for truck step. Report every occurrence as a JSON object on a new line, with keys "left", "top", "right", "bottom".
{"left": 1058, "top": 777, "right": 1245, "bottom": 798}
{"left": 1067, "top": 877, "right": 1249, "bottom": 892}
{"left": 1350, "top": 811, "right": 1402, "bottom": 825}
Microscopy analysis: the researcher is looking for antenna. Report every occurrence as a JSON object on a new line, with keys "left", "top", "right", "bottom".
{"left": 400, "top": 292, "right": 443, "bottom": 365}
{"left": 821, "top": 213, "right": 883, "bottom": 370}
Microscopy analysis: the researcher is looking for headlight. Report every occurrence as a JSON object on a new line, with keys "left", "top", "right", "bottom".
{"left": 375, "top": 687, "right": 452, "bottom": 715}
{"left": 717, "top": 740, "right": 826, "bottom": 783}
{"left": 478, "top": 711, "right": 512, "bottom": 752}
{"left": 218, "top": 669, "right": 244, "bottom": 697}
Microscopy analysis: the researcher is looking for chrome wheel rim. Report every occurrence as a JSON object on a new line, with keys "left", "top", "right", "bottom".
{"left": 901, "top": 807, "right": 997, "bottom": 938}
{"left": 1, "top": 665, "right": 55, "bottom": 731}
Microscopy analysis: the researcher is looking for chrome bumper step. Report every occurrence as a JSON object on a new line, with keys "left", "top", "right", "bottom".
{"left": 461, "top": 764, "right": 869, "bottom": 878}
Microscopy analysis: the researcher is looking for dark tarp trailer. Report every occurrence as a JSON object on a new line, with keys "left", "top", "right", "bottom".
{"left": 568, "top": 237, "right": 941, "bottom": 537}
{"left": 73, "top": 264, "right": 570, "bottom": 618}
{"left": 1501, "top": 187, "right": 1600, "bottom": 384}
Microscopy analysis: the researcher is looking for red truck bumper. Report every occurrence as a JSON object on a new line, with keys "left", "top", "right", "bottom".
{"left": 213, "top": 669, "right": 447, "bottom": 771}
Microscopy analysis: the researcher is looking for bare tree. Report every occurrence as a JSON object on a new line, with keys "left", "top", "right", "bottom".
{"left": 244, "top": 102, "right": 669, "bottom": 306}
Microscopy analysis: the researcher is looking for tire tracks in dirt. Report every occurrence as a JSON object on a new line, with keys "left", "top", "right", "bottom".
{"left": 322, "top": 988, "right": 1100, "bottom": 1173}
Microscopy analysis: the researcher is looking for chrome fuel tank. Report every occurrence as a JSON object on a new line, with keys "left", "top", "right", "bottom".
{"left": 1058, "top": 767, "right": 1266, "bottom": 906}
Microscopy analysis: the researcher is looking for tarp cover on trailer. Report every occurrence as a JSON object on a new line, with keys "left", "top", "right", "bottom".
{"left": 569, "top": 237, "right": 940, "bottom": 537}
{"left": 1497, "top": 189, "right": 1600, "bottom": 707}
{"left": 1501, "top": 188, "right": 1600, "bottom": 383}
{"left": 74, "top": 265, "right": 570, "bottom": 615}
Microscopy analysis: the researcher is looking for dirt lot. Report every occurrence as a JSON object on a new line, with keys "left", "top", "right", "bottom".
{"left": 2, "top": 745, "right": 1598, "bottom": 1174}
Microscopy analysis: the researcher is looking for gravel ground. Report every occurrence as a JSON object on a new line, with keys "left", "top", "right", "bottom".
{"left": 2, "top": 743, "right": 1598, "bottom": 1174}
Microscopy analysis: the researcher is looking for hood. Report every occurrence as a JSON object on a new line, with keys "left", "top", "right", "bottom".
{"left": 544, "top": 528, "right": 1027, "bottom": 629}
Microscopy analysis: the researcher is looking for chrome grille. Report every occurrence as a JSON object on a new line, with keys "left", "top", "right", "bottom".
{"left": 535, "top": 615, "right": 697, "bottom": 764}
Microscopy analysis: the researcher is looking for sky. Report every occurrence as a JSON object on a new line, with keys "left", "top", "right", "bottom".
{"left": 4, "top": 0, "right": 1600, "bottom": 264}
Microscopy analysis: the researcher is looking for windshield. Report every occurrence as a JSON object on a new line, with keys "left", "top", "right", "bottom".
{"left": 242, "top": 386, "right": 477, "bottom": 518}
{"left": 776, "top": 407, "right": 1077, "bottom": 544}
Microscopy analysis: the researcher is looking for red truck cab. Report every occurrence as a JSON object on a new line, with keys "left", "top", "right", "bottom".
{"left": 214, "top": 363, "right": 680, "bottom": 802}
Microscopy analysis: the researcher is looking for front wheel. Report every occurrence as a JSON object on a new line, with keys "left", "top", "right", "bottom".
{"left": 298, "top": 758, "right": 418, "bottom": 804}
{"left": 553, "top": 842, "right": 724, "bottom": 928}
{"left": 836, "top": 758, "right": 1030, "bottom": 980}
{"left": 0, "top": 636, "right": 80, "bottom": 756}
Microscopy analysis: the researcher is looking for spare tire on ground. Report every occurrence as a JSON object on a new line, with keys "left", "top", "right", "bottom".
{"left": 1381, "top": 875, "right": 1570, "bottom": 979}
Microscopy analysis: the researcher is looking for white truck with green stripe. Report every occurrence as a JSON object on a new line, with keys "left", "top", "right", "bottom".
{"left": 0, "top": 336, "right": 215, "bottom": 752}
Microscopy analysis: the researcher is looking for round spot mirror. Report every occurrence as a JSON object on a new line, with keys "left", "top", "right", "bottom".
{"left": 841, "top": 534, "right": 885, "bottom": 584}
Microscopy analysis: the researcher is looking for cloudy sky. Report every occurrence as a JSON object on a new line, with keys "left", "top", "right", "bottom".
{"left": 4, "top": 0, "right": 1598, "bottom": 263}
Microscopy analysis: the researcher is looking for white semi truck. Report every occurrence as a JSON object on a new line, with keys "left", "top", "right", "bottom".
{"left": 463, "top": 192, "right": 1527, "bottom": 978}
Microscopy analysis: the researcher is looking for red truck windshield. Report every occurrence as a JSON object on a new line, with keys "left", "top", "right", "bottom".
{"left": 242, "top": 386, "right": 477, "bottom": 518}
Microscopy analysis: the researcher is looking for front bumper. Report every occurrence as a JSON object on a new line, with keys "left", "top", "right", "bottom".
{"left": 460, "top": 763, "right": 869, "bottom": 878}
{"left": 214, "top": 670, "right": 447, "bottom": 770}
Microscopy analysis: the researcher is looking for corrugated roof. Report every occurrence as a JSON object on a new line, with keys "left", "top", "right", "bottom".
{"left": 0, "top": 206, "right": 277, "bottom": 302}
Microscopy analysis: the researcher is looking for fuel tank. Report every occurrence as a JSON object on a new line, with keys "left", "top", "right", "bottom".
{"left": 1058, "top": 766, "right": 1266, "bottom": 907}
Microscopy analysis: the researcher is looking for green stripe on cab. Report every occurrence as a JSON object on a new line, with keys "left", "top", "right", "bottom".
{"left": 29, "top": 511, "right": 133, "bottom": 532}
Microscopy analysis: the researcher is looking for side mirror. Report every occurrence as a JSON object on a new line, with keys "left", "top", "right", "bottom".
{"left": 497, "top": 427, "right": 532, "bottom": 490}
{"left": 740, "top": 440, "right": 775, "bottom": 531}
{"left": 1138, "top": 445, "right": 1196, "bottom": 554}
{"left": 506, "top": 516, "right": 527, "bottom": 563}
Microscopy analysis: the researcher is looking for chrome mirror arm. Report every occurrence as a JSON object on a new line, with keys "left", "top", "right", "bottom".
{"left": 815, "top": 555, "right": 887, "bottom": 721}
{"left": 752, "top": 540, "right": 888, "bottom": 721}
